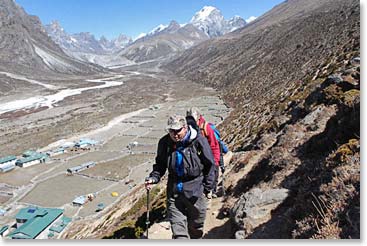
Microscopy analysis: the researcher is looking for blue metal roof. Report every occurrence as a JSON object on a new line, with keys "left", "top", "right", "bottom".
{"left": 72, "top": 196, "right": 86, "bottom": 205}
{"left": 75, "top": 138, "right": 98, "bottom": 147}
{"left": 67, "top": 161, "right": 96, "bottom": 173}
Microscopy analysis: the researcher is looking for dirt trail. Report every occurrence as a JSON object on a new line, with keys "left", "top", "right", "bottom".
{"left": 148, "top": 192, "right": 232, "bottom": 239}
{"left": 148, "top": 152, "right": 235, "bottom": 239}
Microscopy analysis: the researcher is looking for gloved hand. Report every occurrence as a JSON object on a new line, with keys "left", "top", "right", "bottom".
{"left": 220, "top": 165, "right": 225, "bottom": 173}
{"left": 144, "top": 177, "right": 156, "bottom": 190}
{"left": 205, "top": 190, "right": 212, "bottom": 199}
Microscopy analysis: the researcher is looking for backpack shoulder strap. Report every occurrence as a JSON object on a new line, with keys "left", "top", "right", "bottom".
{"left": 200, "top": 122, "right": 208, "bottom": 137}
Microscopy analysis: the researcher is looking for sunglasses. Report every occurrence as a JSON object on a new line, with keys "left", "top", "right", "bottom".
{"left": 169, "top": 127, "right": 184, "bottom": 135}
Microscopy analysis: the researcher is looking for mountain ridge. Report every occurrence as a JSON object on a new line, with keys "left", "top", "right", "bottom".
{"left": 44, "top": 5, "right": 248, "bottom": 64}
{"left": 0, "top": 0, "right": 104, "bottom": 76}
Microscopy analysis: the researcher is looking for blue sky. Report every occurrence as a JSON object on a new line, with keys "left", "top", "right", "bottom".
{"left": 15, "top": 0, "right": 284, "bottom": 40}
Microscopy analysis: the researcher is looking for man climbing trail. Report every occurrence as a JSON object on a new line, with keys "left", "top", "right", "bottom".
{"left": 145, "top": 114, "right": 216, "bottom": 239}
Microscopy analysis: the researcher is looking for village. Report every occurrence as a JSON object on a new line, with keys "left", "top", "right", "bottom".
{"left": 0, "top": 95, "right": 230, "bottom": 239}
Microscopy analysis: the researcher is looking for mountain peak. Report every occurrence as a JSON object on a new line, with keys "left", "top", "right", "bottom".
{"left": 149, "top": 24, "right": 168, "bottom": 35}
{"left": 166, "top": 20, "right": 181, "bottom": 32}
{"left": 48, "top": 20, "right": 64, "bottom": 32}
{"left": 190, "top": 6, "right": 245, "bottom": 37}
{"left": 191, "top": 6, "right": 222, "bottom": 23}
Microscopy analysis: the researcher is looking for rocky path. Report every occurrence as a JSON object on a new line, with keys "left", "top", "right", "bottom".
{"left": 147, "top": 188, "right": 232, "bottom": 239}
{"left": 148, "top": 152, "right": 235, "bottom": 240}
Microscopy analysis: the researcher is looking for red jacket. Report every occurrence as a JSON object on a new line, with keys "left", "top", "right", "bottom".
{"left": 198, "top": 116, "right": 220, "bottom": 166}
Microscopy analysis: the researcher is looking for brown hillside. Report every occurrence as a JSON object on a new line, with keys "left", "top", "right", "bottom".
{"left": 166, "top": 0, "right": 360, "bottom": 239}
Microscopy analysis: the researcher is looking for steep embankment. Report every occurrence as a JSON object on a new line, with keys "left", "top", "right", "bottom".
{"left": 165, "top": 0, "right": 360, "bottom": 239}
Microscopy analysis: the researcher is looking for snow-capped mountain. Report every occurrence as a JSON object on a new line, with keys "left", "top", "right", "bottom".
{"left": 45, "top": 21, "right": 132, "bottom": 55}
{"left": 119, "top": 20, "right": 208, "bottom": 62}
{"left": 227, "top": 15, "right": 247, "bottom": 32}
{"left": 43, "top": 6, "right": 249, "bottom": 66}
{"left": 45, "top": 21, "right": 132, "bottom": 67}
{"left": 100, "top": 34, "right": 132, "bottom": 53}
{"left": 190, "top": 6, "right": 247, "bottom": 37}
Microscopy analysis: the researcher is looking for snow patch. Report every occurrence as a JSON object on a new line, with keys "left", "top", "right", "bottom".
{"left": 134, "top": 33, "right": 147, "bottom": 41}
{"left": 0, "top": 75, "right": 124, "bottom": 115}
{"left": 193, "top": 6, "right": 218, "bottom": 22}
{"left": 246, "top": 16, "right": 257, "bottom": 23}
{"left": 149, "top": 24, "right": 168, "bottom": 35}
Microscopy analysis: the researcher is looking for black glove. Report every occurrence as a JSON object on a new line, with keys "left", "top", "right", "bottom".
{"left": 204, "top": 190, "right": 212, "bottom": 199}
{"left": 220, "top": 165, "right": 225, "bottom": 173}
{"left": 145, "top": 177, "right": 158, "bottom": 190}
{"left": 145, "top": 177, "right": 157, "bottom": 184}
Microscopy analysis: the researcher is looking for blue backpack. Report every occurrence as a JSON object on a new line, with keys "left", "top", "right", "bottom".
{"left": 204, "top": 122, "right": 229, "bottom": 154}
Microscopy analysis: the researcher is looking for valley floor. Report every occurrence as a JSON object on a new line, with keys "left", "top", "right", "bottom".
{"left": 0, "top": 66, "right": 230, "bottom": 239}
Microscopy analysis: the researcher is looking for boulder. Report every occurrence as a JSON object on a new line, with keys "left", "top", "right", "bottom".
{"left": 231, "top": 188, "right": 289, "bottom": 237}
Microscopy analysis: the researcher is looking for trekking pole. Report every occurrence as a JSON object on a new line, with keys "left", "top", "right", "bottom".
{"left": 222, "top": 171, "right": 226, "bottom": 197}
{"left": 146, "top": 188, "right": 150, "bottom": 239}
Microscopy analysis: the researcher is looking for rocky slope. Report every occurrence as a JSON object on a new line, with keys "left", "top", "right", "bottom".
{"left": 167, "top": 0, "right": 359, "bottom": 151}
{"left": 0, "top": 0, "right": 103, "bottom": 76}
{"left": 118, "top": 21, "right": 209, "bottom": 63}
{"left": 165, "top": 0, "right": 360, "bottom": 239}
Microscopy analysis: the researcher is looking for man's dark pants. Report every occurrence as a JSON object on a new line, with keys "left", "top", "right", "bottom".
{"left": 167, "top": 193, "right": 207, "bottom": 239}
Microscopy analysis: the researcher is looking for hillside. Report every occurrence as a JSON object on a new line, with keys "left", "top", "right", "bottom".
{"left": 165, "top": 0, "right": 360, "bottom": 239}
{"left": 0, "top": 0, "right": 104, "bottom": 76}
{"left": 118, "top": 21, "right": 208, "bottom": 63}
{"left": 31, "top": 0, "right": 360, "bottom": 239}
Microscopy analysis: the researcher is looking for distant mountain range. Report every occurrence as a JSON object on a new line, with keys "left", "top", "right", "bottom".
{"left": 44, "top": 6, "right": 251, "bottom": 66}
{"left": 45, "top": 21, "right": 132, "bottom": 55}
{"left": 0, "top": 0, "right": 103, "bottom": 76}
{"left": 0, "top": 1, "right": 253, "bottom": 72}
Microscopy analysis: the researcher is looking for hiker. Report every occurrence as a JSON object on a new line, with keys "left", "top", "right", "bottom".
{"left": 145, "top": 114, "right": 215, "bottom": 239}
{"left": 186, "top": 107, "right": 222, "bottom": 198}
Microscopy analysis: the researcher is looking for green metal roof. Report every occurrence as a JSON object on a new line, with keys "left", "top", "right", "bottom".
{"left": 10, "top": 207, "right": 63, "bottom": 239}
{"left": 0, "top": 155, "right": 16, "bottom": 164}
{"left": 22, "top": 150, "right": 37, "bottom": 157}
{"left": 16, "top": 153, "right": 47, "bottom": 165}
{"left": 0, "top": 225, "right": 9, "bottom": 234}
{"left": 15, "top": 207, "right": 42, "bottom": 221}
